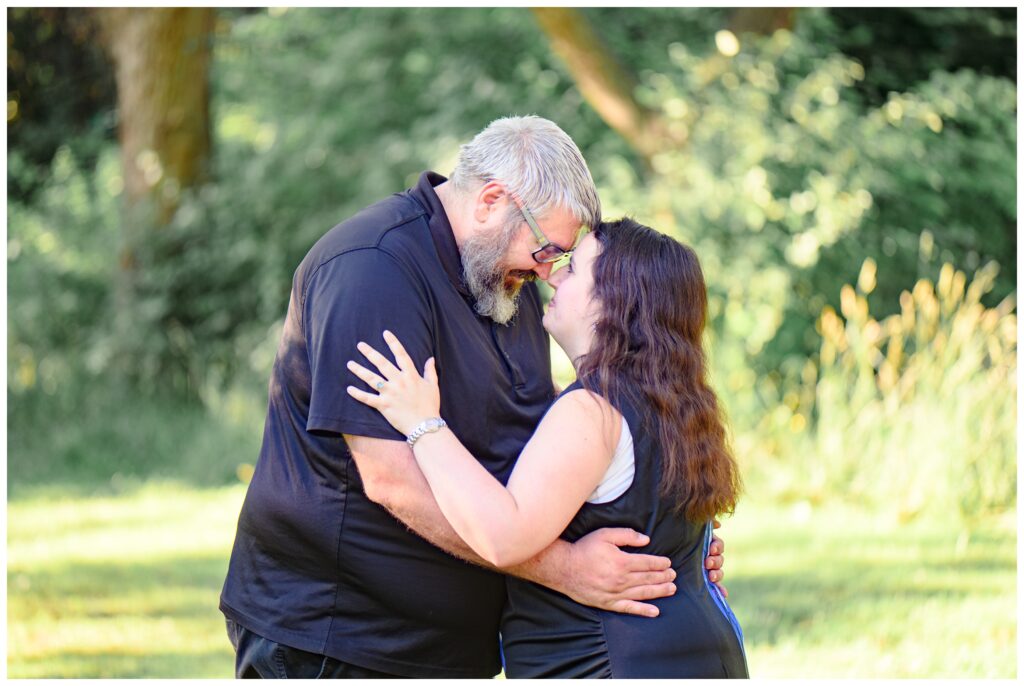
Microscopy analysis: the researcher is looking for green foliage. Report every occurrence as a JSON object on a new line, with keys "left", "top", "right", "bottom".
{"left": 805, "top": 7, "right": 1017, "bottom": 107}
{"left": 589, "top": 27, "right": 1014, "bottom": 453}
{"left": 6, "top": 8, "right": 117, "bottom": 202}
{"left": 747, "top": 256, "right": 1016, "bottom": 532}
{"left": 8, "top": 145, "right": 119, "bottom": 406}
{"left": 94, "top": 7, "right": 619, "bottom": 396}
{"left": 8, "top": 145, "right": 264, "bottom": 491}
{"left": 8, "top": 388, "right": 262, "bottom": 498}
{"left": 7, "top": 7, "right": 1017, "bottom": 524}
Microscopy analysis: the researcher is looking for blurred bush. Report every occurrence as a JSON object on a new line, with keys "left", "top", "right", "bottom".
{"left": 6, "top": 9, "right": 1017, "bottom": 513}
{"left": 749, "top": 254, "right": 1016, "bottom": 535}
{"left": 588, "top": 26, "right": 1016, "bottom": 531}
{"left": 7, "top": 8, "right": 117, "bottom": 203}
{"left": 601, "top": 27, "right": 1015, "bottom": 369}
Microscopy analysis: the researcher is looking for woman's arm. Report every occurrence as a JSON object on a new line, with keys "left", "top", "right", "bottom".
{"left": 346, "top": 331, "right": 621, "bottom": 568}
{"left": 411, "top": 390, "right": 619, "bottom": 567}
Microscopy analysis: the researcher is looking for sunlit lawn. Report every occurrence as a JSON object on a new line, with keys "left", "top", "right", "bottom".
{"left": 728, "top": 499, "right": 1016, "bottom": 677}
{"left": 7, "top": 483, "right": 1017, "bottom": 678}
{"left": 8, "top": 483, "right": 243, "bottom": 678}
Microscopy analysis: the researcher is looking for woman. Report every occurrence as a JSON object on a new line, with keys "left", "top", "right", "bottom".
{"left": 346, "top": 218, "right": 748, "bottom": 678}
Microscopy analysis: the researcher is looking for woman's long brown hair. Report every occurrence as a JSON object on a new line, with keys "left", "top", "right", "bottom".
{"left": 576, "top": 218, "right": 741, "bottom": 522}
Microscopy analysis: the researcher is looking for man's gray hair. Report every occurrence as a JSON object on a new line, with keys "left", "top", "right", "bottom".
{"left": 450, "top": 115, "right": 602, "bottom": 230}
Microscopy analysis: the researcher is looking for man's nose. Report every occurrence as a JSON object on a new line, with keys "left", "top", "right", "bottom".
{"left": 533, "top": 261, "right": 554, "bottom": 281}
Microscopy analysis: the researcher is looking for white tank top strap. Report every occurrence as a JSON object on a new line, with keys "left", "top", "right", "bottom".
{"left": 586, "top": 415, "right": 635, "bottom": 504}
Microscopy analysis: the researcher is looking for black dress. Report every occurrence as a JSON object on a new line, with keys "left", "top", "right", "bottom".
{"left": 500, "top": 382, "right": 749, "bottom": 678}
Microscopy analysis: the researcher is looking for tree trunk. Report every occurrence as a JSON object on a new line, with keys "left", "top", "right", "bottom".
{"left": 728, "top": 8, "right": 796, "bottom": 36}
{"left": 531, "top": 8, "right": 668, "bottom": 165}
{"left": 531, "top": 8, "right": 799, "bottom": 163}
{"left": 93, "top": 8, "right": 214, "bottom": 393}
{"left": 96, "top": 7, "right": 214, "bottom": 234}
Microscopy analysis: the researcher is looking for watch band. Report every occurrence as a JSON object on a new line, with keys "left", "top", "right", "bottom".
{"left": 407, "top": 417, "right": 447, "bottom": 447}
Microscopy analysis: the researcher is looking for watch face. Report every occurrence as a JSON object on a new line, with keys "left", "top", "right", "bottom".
{"left": 426, "top": 418, "right": 444, "bottom": 431}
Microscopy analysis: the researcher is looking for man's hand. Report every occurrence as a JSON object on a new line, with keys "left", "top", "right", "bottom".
{"left": 706, "top": 519, "right": 728, "bottom": 597}
{"left": 559, "top": 528, "right": 676, "bottom": 618}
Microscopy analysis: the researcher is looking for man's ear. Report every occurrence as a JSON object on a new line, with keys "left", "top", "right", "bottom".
{"left": 473, "top": 180, "right": 506, "bottom": 223}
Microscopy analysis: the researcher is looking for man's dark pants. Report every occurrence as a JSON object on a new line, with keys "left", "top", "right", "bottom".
{"left": 225, "top": 619, "right": 405, "bottom": 679}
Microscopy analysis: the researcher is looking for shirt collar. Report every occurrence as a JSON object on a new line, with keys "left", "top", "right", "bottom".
{"left": 409, "top": 171, "right": 472, "bottom": 299}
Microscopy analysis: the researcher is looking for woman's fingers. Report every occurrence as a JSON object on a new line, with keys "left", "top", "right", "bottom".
{"left": 346, "top": 360, "right": 386, "bottom": 389}
{"left": 382, "top": 330, "right": 416, "bottom": 373}
{"left": 356, "top": 341, "right": 400, "bottom": 379}
{"left": 346, "top": 384, "right": 382, "bottom": 407}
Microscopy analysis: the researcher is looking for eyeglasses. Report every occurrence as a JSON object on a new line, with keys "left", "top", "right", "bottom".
{"left": 517, "top": 202, "right": 574, "bottom": 265}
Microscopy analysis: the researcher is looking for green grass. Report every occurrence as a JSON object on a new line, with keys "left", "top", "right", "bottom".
{"left": 7, "top": 482, "right": 244, "bottom": 678}
{"left": 726, "top": 498, "right": 1016, "bottom": 677}
{"left": 7, "top": 482, "right": 1015, "bottom": 678}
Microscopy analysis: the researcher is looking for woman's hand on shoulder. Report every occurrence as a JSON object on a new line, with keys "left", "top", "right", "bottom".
{"left": 345, "top": 330, "right": 440, "bottom": 436}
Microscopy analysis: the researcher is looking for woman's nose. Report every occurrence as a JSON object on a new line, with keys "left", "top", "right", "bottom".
{"left": 547, "top": 265, "right": 566, "bottom": 288}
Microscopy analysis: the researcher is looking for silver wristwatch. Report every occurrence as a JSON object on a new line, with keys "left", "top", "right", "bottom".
{"left": 407, "top": 417, "right": 447, "bottom": 447}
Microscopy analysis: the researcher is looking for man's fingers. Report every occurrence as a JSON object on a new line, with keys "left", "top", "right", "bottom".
{"left": 705, "top": 553, "right": 723, "bottom": 570}
{"left": 608, "top": 599, "right": 660, "bottom": 618}
{"left": 382, "top": 330, "right": 415, "bottom": 373}
{"left": 713, "top": 518, "right": 722, "bottom": 530}
{"left": 707, "top": 569, "right": 726, "bottom": 584}
{"left": 356, "top": 341, "right": 400, "bottom": 379}
{"left": 346, "top": 360, "right": 385, "bottom": 389}
{"left": 709, "top": 534, "right": 725, "bottom": 556}
{"left": 619, "top": 581, "right": 676, "bottom": 601}
{"left": 626, "top": 569, "right": 676, "bottom": 587}
{"left": 596, "top": 527, "right": 651, "bottom": 549}
{"left": 716, "top": 582, "right": 729, "bottom": 598}
{"left": 616, "top": 552, "right": 672, "bottom": 573}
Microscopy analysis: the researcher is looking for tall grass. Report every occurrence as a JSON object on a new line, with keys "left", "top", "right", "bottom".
{"left": 742, "top": 249, "right": 1016, "bottom": 541}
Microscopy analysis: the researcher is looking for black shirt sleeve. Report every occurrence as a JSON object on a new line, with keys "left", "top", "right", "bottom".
{"left": 302, "top": 247, "right": 433, "bottom": 439}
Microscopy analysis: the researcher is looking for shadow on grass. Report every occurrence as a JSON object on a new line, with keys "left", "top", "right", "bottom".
{"left": 10, "top": 553, "right": 231, "bottom": 618}
{"left": 728, "top": 544, "right": 1016, "bottom": 648}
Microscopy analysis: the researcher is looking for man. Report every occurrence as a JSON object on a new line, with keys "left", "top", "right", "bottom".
{"left": 220, "top": 116, "right": 727, "bottom": 678}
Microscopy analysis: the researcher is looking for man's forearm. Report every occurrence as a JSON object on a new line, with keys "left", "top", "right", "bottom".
{"left": 375, "top": 465, "right": 493, "bottom": 568}
{"left": 346, "top": 434, "right": 660, "bottom": 606}
{"left": 503, "top": 538, "right": 575, "bottom": 590}
{"left": 375, "top": 458, "right": 574, "bottom": 588}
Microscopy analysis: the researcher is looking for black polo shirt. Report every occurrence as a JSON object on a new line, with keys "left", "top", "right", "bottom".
{"left": 220, "top": 172, "right": 556, "bottom": 677}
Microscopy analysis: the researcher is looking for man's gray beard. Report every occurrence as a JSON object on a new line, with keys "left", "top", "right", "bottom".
{"left": 461, "top": 214, "right": 527, "bottom": 325}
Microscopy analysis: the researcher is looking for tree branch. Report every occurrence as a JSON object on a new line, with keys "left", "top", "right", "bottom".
{"left": 531, "top": 8, "right": 667, "bottom": 165}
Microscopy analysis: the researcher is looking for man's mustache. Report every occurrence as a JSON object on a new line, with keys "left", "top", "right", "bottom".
{"left": 508, "top": 270, "right": 537, "bottom": 282}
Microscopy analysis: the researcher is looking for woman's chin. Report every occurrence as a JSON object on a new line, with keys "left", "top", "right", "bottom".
{"left": 542, "top": 309, "right": 554, "bottom": 333}
{"left": 543, "top": 318, "right": 567, "bottom": 349}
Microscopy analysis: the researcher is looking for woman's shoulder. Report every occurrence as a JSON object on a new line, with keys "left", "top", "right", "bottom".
{"left": 558, "top": 379, "right": 642, "bottom": 424}
{"left": 556, "top": 379, "right": 610, "bottom": 410}
{"left": 551, "top": 381, "right": 624, "bottom": 446}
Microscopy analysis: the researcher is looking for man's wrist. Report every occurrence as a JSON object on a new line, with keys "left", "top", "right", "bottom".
{"left": 507, "top": 538, "right": 575, "bottom": 592}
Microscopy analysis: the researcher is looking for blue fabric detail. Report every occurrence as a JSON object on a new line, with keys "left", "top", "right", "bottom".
{"left": 702, "top": 521, "right": 746, "bottom": 654}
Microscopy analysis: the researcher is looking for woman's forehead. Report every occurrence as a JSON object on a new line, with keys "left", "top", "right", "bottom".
{"left": 577, "top": 232, "right": 599, "bottom": 256}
